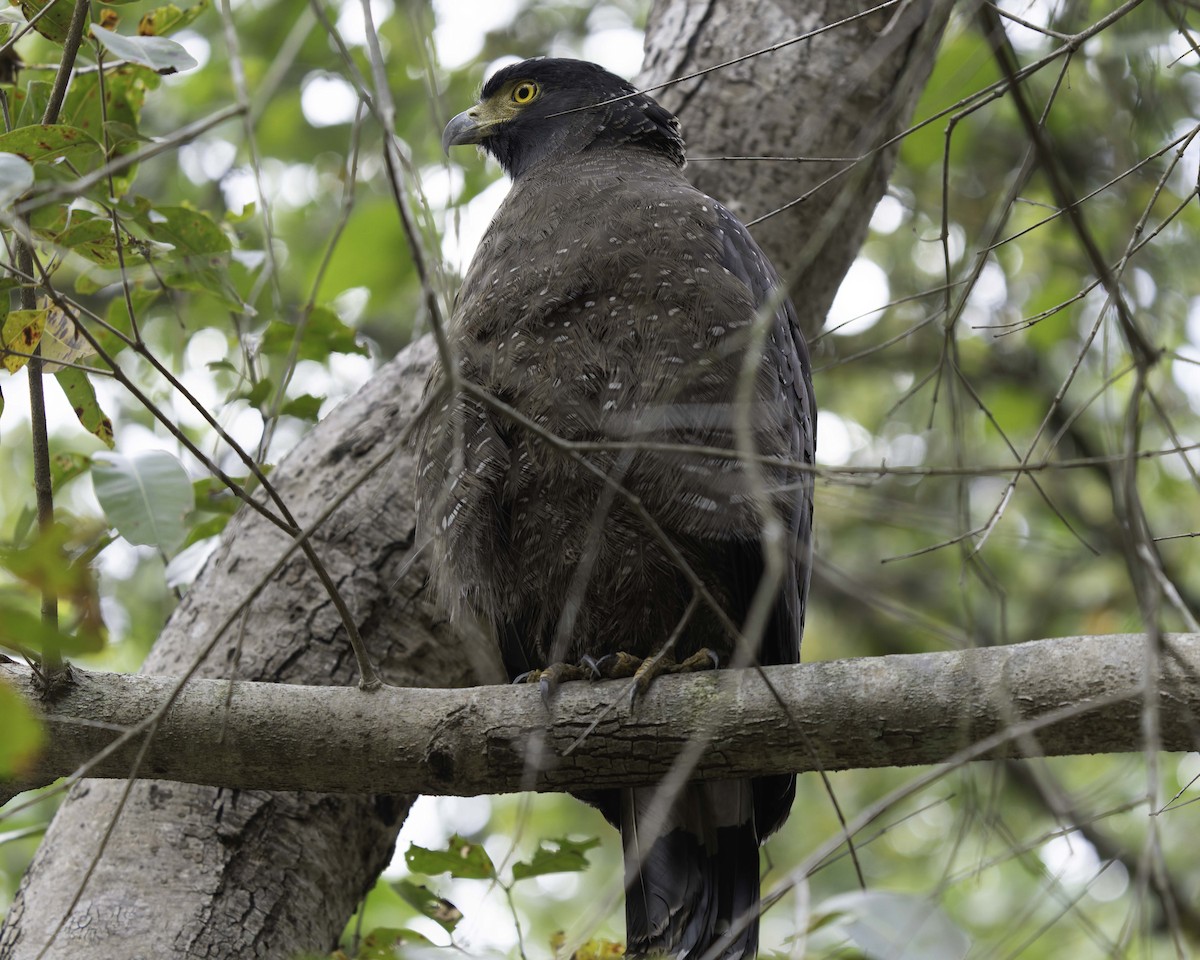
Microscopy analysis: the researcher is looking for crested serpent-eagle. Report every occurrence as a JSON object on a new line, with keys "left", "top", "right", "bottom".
{"left": 416, "top": 58, "right": 815, "bottom": 959}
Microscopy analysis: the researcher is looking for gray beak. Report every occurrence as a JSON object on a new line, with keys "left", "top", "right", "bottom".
{"left": 442, "top": 110, "right": 483, "bottom": 154}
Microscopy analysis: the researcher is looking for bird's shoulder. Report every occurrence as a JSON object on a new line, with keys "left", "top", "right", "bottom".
{"left": 454, "top": 151, "right": 760, "bottom": 333}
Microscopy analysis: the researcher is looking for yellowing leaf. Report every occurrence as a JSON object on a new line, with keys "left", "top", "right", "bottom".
{"left": 39, "top": 301, "right": 95, "bottom": 373}
{"left": 138, "top": 0, "right": 209, "bottom": 37}
{"left": 0, "top": 124, "right": 102, "bottom": 169}
{"left": 18, "top": 0, "right": 72, "bottom": 42}
{"left": 55, "top": 368, "right": 115, "bottom": 448}
{"left": 1, "top": 309, "right": 46, "bottom": 373}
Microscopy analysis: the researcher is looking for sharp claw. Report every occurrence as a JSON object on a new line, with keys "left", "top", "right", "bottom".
{"left": 539, "top": 674, "right": 556, "bottom": 706}
{"left": 595, "top": 651, "right": 641, "bottom": 679}
{"left": 592, "top": 654, "right": 617, "bottom": 677}
{"left": 630, "top": 676, "right": 655, "bottom": 706}
{"left": 579, "top": 654, "right": 603, "bottom": 679}
{"left": 512, "top": 670, "right": 536, "bottom": 685}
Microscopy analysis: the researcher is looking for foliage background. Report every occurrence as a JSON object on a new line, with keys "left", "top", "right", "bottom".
{"left": 2, "top": 0, "right": 1200, "bottom": 957}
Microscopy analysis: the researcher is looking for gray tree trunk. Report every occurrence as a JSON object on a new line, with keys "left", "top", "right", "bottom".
{"left": 0, "top": 2, "right": 951, "bottom": 956}
{"left": 641, "top": 0, "right": 949, "bottom": 338}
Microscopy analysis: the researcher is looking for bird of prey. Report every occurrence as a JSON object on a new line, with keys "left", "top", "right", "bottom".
{"left": 416, "top": 57, "right": 815, "bottom": 959}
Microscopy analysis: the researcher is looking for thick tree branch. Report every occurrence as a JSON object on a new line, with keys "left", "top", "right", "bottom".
{"left": 4, "top": 633, "right": 1198, "bottom": 802}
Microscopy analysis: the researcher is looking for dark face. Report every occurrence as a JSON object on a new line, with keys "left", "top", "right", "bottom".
{"left": 442, "top": 58, "right": 684, "bottom": 179}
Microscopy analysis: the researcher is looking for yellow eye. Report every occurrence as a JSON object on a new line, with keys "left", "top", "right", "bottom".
{"left": 512, "top": 81, "right": 539, "bottom": 104}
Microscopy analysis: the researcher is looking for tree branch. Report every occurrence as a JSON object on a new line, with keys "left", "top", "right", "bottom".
{"left": 4, "top": 632, "right": 1197, "bottom": 803}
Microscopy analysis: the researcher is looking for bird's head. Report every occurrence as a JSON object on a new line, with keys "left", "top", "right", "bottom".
{"left": 441, "top": 58, "right": 684, "bottom": 179}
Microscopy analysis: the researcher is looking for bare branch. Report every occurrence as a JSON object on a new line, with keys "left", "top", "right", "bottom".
{"left": 3, "top": 633, "right": 1198, "bottom": 802}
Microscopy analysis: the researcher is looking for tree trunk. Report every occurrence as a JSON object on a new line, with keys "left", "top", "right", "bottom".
{"left": 641, "top": 0, "right": 950, "bottom": 338}
{"left": 0, "top": 2, "right": 951, "bottom": 956}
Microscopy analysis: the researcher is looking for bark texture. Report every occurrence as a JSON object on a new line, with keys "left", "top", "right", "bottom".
{"left": 640, "top": 0, "right": 951, "bottom": 339}
{"left": 0, "top": 1, "right": 954, "bottom": 956}
{"left": 0, "top": 337, "right": 471, "bottom": 960}
{"left": 4, "top": 634, "right": 1200, "bottom": 798}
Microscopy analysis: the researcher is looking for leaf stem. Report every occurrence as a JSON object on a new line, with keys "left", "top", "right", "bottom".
{"left": 19, "top": 245, "right": 59, "bottom": 657}
{"left": 18, "top": 0, "right": 96, "bottom": 673}
{"left": 42, "top": 0, "right": 92, "bottom": 124}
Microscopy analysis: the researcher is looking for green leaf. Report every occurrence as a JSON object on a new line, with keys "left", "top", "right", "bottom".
{"left": 0, "top": 124, "right": 102, "bottom": 170}
{"left": 103, "top": 120, "right": 150, "bottom": 150}
{"left": 18, "top": 0, "right": 72, "bottom": 43}
{"left": 261, "top": 306, "right": 366, "bottom": 361}
{"left": 137, "top": 0, "right": 209, "bottom": 37}
{"left": 103, "top": 282, "right": 158, "bottom": 350}
{"left": 1, "top": 309, "right": 46, "bottom": 373}
{"left": 191, "top": 475, "right": 247, "bottom": 515}
{"left": 241, "top": 377, "right": 273, "bottom": 408}
{"left": 140, "top": 206, "right": 239, "bottom": 305}
{"left": 51, "top": 451, "right": 91, "bottom": 489}
{"left": 0, "top": 524, "right": 107, "bottom": 654}
{"left": 53, "top": 215, "right": 136, "bottom": 266}
{"left": 280, "top": 394, "right": 323, "bottom": 421}
{"left": 357, "top": 927, "right": 432, "bottom": 959}
{"left": 225, "top": 201, "right": 256, "bottom": 224}
{"left": 14, "top": 81, "right": 50, "bottom": 129}
{"left": 161, "top": 263, "right": 248, "bottom": 312}
{"left": 181, "top": 513, "right": 231, "bottom": 548}
{"left": 61, "top": 67, "right": 156, "bottom": 195}
{"left": 0, "top": 6, "right": 24, "bottom": 46}
{"left": 10, "top": 508, "right": 35, "bottom": 550}
{"left": 559, "top": 936, "right": 626, "bottom": 960}
{"left": 55, "top": 368, "right": 115, "bottom": 448}
{"left": 404, "top": 835, "right": 496, "bottom": 880}
{"left": 92, "top": 450, "right": 195, "bottom": 551}
{"left": 62, "top": 68, "right": 153, "bottom": 141}
{"left": 0, "top": 152, "right": 34, "bottom": 207}
{"left": 144, "top": 204, "right": 232, "bottom": 256}
{"left": 511, "top": 836, "right": 600, "bottom": 881}
{"left": 90, "top": 24, "right": 198, "bottom": 75}
{"left": 0, "top": 679, "right": 42, "bottom": 777}
{"left": 390, "top": 880, "right": 462, "bottom": 933}
{"left": 0, "top": 602, "right": 103, "bottom": 657}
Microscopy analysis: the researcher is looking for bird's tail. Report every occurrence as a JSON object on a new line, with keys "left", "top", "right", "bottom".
{"left": 621, "top": 780, "right": 760, "bottom": 960}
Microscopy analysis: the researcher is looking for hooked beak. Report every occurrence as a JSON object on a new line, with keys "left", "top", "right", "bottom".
{"left": 442, "top": 109, "right": 484, "bottom": 154}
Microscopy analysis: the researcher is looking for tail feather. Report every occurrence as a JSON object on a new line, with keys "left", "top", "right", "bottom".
{"left": 622, "top": 781, "right": 760, "bottom": 960}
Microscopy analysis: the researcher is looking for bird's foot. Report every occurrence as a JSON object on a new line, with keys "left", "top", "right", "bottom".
{"left": 634, "top": 647, "right": 720, "bottom": 701}
{"left": 514, "top": 649, "right": 720, "bottom": 706}
{"left": 585, "top": 648, "right": 721, "bottom": 705}
{"left": 664, "top": 648, "right": 721, "bottom": 675}
{"left": 513, "top": 659, "right": 600, "bottom": 705}
{"left": 585, "top": 652, "right": 643, "bottom": 680}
